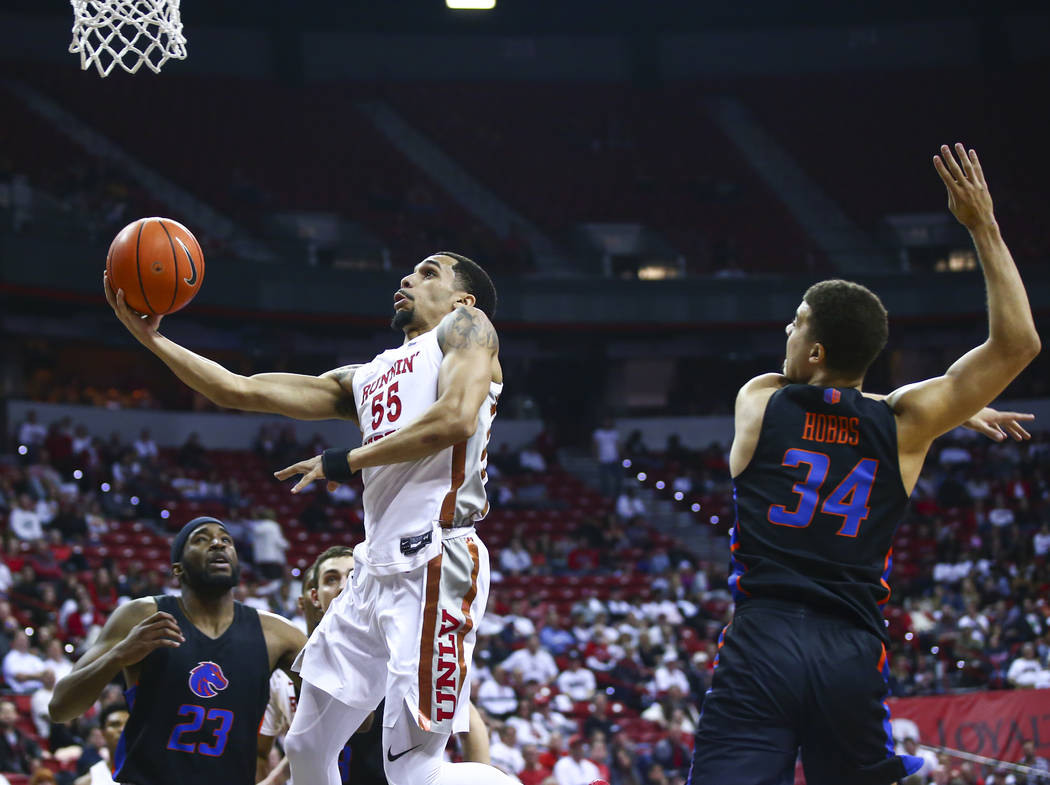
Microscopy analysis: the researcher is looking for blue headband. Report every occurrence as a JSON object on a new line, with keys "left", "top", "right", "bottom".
{"left": 170, "top": 516, "right": 229, "bottom": 565}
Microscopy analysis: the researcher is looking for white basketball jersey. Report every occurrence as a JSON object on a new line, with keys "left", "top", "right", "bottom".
{"left": 352, "top": 326, "right": 501, "bottom": 575}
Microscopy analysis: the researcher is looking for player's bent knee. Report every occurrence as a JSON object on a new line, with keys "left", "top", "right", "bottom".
{"left": 282, "top": 726, "right": 312, "bottom": 763}
{"left": 383, "top": 749, "right": 440, "bottom": 785}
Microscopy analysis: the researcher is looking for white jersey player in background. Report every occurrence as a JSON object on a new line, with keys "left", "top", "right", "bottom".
{"left": 105, "top": 252, "right": 516, "bottom": 785}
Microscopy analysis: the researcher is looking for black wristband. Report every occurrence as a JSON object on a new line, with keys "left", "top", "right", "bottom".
{"left": 322, "top": 447, "right": 354, "bottom": 483}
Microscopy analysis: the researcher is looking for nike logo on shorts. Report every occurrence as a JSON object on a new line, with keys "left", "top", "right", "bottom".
{"left": 387, "top": 744, "right": 422, "bottom": 762}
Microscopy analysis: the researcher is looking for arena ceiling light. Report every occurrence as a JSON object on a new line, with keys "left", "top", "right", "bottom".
{"left": 446, "top": 0, "right": 496, "bottom": 8}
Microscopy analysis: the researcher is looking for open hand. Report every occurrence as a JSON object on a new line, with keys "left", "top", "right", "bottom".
{"left": 962, "top": 408, "right": 1034, "bottom": 442}
{"left": 274, "top": 455, "right": 341, "bottom": 494}
{"left": 933, "top": 143, "right": 995, "bottom": 231}
{"left": 104, "top": 271, "right": 163, "bottom": 344}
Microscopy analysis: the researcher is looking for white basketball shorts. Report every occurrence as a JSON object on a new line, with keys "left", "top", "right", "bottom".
{"left": 296, "top": 527, "right": 489, "bottom": 735}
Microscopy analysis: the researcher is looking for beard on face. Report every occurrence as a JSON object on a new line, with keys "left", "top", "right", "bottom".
{"left": 180, "top": 558, "right": 241, "bottom": 594}
{"left": 391, "top": 306, "right": 414, "bottom": 330}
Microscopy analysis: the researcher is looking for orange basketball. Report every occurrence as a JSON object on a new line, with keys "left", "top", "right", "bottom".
{"left": 106, "top": 217, "right": 205, "bottom": 315}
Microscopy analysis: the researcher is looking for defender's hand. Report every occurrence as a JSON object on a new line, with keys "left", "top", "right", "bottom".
{"left": 111, "top": 612, "right": 183, "bottom": 667}
{"left": 274, "top": 454, "right": 339, "bottom": 494}
{"left": 962, "top": 408, "right": 1034, "bottom": 442}
{"left": 104, "top": 271, "right": 163, "bottom": 344}
{"left": 933, "top": 143, "right": 995, "bottom": 231}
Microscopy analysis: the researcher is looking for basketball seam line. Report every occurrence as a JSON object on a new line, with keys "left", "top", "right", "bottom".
{"left": 158, "top": 220, "right": 179, "bottom": 313}
{"left": 134, "top": 219, "right": 156, "bottom": 315}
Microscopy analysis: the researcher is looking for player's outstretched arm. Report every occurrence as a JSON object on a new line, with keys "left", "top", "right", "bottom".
{"left": 276, "top": 306, "right": 497, "bottom": 490}
{"left": 105, "top": 272, "right": 359, "bottom": 422}
{"left": 887, "top": 145, "right": 1040, "bottom": 450}
{"left": 50, "top": 598, "right": 181, "bottom": 722}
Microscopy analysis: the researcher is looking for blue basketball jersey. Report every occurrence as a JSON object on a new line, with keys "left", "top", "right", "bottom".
{"left": 115, "top": 596, "right": 270, "bottom": 785}
{"left": 729, "top": 385, "right": 909, "bottom": 639}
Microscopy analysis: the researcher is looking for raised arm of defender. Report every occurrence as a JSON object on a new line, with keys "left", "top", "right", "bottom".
{"left": 885, "top": 145, "right": 1040, "bottom": 456}
{"left": 104, "top": 273, "right": 359, "bottom": 423}
{"left": 276, "top": 306, "right": 499, "bottom": 491}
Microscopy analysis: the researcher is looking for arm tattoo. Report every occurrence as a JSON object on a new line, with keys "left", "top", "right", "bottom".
{"left": 437, "top": 308, "right": 499, "bottom": 353}
{"left": 323, "top": 364, "right": 361, "bottom": 420}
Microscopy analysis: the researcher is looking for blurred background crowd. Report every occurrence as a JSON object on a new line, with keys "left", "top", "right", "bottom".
{"left": 0, "top": 409, "right": 1048, "bottom": 785}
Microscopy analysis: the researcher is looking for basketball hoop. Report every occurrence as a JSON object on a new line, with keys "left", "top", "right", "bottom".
{"left": 69, "top": 0, "right": 187, "bottom": 77}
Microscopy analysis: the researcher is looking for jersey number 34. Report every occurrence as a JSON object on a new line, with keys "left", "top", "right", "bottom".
{"left": 767, "top": 448, "right": 878, "bottom": 537}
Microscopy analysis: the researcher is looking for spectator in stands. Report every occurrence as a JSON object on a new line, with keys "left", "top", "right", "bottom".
{"left": 49, "top": 497, "right": 88, "bottom": 541}
{"left": 506, "top": 699, "right": 545, "bottom": 748}
{"left": 958, "top": 600, "right": 991, "bottom": 642}
{"left": 42, "top": 640, "right": 72, "bottom": 683}
{"left": 640, "top": 588, "right": 683, "bottom": 625}
{"left": 520, "top": 442, "right": 547, "bottom": 473}
{"left": 553, "top": 735, "right": 601, "bottom": 785}
{"left": 477, "top": 665, "right": 518, "bottom": 719}
{"left": 533, "top": 695, "right": 576, "bottom": 739}
{"left": 3, "top": 630, "right": 47, "bottom": 694}
{"left": 650, "top": 657, "right": 690, "bottom": 697}
{"left": 539, "top": 608, "right": 576, "bottom": 655}
{"left": 298, "top": 486, "right": 330, "bottom": 533}
{"left": 609, "top": 739, "right": 642, "bottom": 785}
{"left": 593, "top": 418, "right": 622, "bottom": 498}
{"left": 1018, "top": 739, "right": 1050, "bottom": 782}
{"left": 556, "top": 650, "right": 596, "bottom": 702}
{"left": 1007, "top": 643, "right": 1050, "bottom": 689}
{"left": 0, "top": 562, "right": 10, "bottom": 597}
{"left": 0, "top": 603, "right": 18, "bottom": 661}
{"left": 640, "top": 683, "right": 697, "bottom": 731}
{"left": 63, "top": 594, "right": 104, "bottom": 643}
{"left": 582, "top": 693, "right": 617, "bottom": 740}
{"left": 132, "top": 428, "right": 158, "bottom": 460}
{"left": 489, "top": 724, "right": 525, "bottom": 777}
{"left": 73, "top": 725, "right": 107, "bottom": 779}
{"left": 0, "top": 699, "right": 43, "bottom": 774}
{"left": 17, "top": 410, "right": 47, "bottom": 460}
{"left": 499, "top": 537, "right": 533, "bottom": 576}
{"left": 176, "top": 432, "right": 209, "bottom": 471}
{"left": 73, "top": 702, "right": 129, "bottom": 785}
{"left": 988, "top": 493, "right": 1016, "bottom": 529}
{"left": 253, "top": 425, "right": 276, "bottom": 459}
{"left": 9, "top": 494, "right": 45, "bottom": 541}
{"left": 615, "top": 487, "right": 646, "bottom": 522}
{"left": 939, "top": 441, "right": 973, "bottom": 467}
{"left": 29, "top": 669, "right": 55, "bottom": 739}
{"left": 251, "top": 509, "right": 289, "bottom": 582}
{"left": 566, "top": 537, "right": 600, "bottom": 573}
{"left": 1035, "top": 523, "right": 1050, "bottom": 559}
{"left": 900, "top": 737, "right": 939, "bottom": 784}
{"left": 517, "top": 744, "right": 551, "bottom": 785}
{"left": 503, "top": 599, "right": 537, "bottom": 641}
{"left": 502, "top": 635, "right": 559, "bottom": 686}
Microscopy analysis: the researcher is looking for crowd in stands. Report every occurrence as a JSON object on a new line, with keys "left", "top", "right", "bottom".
{"left": 0, "top": 409, "right": 1048, "bottom": 784}
{"left": 620, "top": 422, "right": 1050, "bottom": 698}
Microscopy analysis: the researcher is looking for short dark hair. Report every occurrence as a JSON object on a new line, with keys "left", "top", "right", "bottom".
{"left": 306, "top": 545, "right": 354, "bottom": 593}
{"left": 439, "top": 252, "right": 498, "bottom": 318}
{"left": 803, "top": 279, "right": 888, "bottom": 378}
{"left": 99, "top": 701, "right": 129, "bottom": 728}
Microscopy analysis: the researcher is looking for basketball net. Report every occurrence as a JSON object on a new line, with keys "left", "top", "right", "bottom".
{"left": 69, "top": 0, "right": 187, "bottom": 77}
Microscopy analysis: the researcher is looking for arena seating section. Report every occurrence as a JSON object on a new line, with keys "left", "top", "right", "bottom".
{"left": 9, "top": 63, "right": 1048, "bottom": 274}
{"left": 5, "top": 68, "right": 515, "bottom": 268}
{"left": 2, "top": 415, "right": 1048, "bottom": 782}
{"left": 736, "top": 66, "right": 1049, "bottom": 264}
